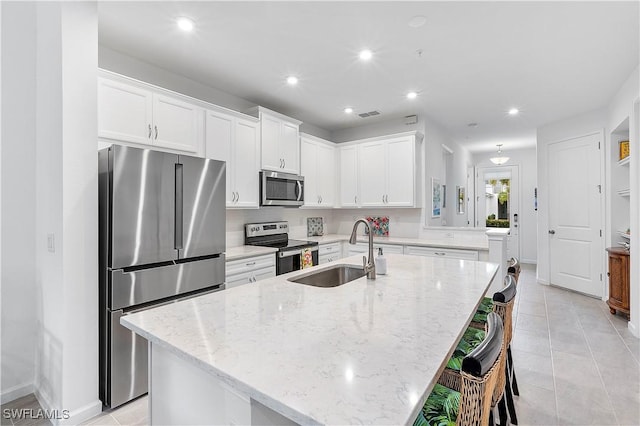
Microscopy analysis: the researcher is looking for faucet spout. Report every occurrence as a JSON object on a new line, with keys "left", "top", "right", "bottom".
{"left": 349, "top": 219, "right": 376, "bottom": 279}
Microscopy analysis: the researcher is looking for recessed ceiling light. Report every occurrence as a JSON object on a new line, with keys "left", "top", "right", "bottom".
{"left": 176, "top": 17, "right": 194, "bottom": 32}
{"left": 286, "top": 76, "right": 298, "bottom": 85}
{"left": 359, "top": 50, "right": 373, "bottom": 61}
{"left": 344, "top": 107, "right": 354, "bottom": 114}
{"left": 508, "top": 108, "right": 519, "bottom": 115}
{"left": 408, "top": 15, "right": 427, "bottom": 28}
{"left": 406, "top": 92, "right": 418, "bottom": 100}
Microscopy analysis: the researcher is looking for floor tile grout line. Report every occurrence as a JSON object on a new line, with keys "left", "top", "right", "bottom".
{"left": 543, "top": 282, "right": 561, "bottom": 426}
{"left": 570, "top": 292, "right": 623, "bottom": 426}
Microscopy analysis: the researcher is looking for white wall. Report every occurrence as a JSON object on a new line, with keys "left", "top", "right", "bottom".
{"left": 0, "top": 1, "right": 37, "bottom": 403}
{"left": 1, "top": 2, "right": 101, "bottom": 422}
{"left": 474, "top": 148, "right": 538, "bottom": 264}
{"left": 536, "top": 108, "right": 607, "bottom": 285}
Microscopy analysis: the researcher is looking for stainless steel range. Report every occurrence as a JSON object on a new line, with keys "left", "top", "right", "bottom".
{"left": 245, "top": 221, "right": 318, "bottom": 275}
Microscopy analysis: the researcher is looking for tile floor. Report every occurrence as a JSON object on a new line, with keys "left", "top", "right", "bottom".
{"left": 3, "top": 263, "right": 639, "bottom": 425}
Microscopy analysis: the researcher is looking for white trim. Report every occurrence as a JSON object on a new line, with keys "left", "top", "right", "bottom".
{"left": 521, "top": 258, "right": 537, "bottom": 265}
{"left": 299, "top": 132, "right": 335, "bottom": 146}
{"left": 537, "top": 278, "right": 550, "bottom": 286}
{"left": 628, "top": 321, "right": 639, "bottom": 338}
{"left": 0, "top": 382, "right": 34, "bottom": 405}
{"left": 335, "top": 130, "right": 423, "bottom": 147}
{"left": 441, "top": 143, "right": 454, "bottom": 154}
{"left": 59, "top": 400, "right": 103, "bottom": 426}
{"left": 245, "top": 105, "right": 302, "bottom": 126}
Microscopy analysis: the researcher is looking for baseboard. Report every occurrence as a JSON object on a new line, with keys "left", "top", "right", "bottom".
{"left": 629, "top": 321, "right": 639, "bottom": 338}
{"left": 35, "top": 388, "right": 102, "bottom": 426}
{"left": 537, "top": 278, "right": 550, "bottom": 286}
{"left": 0, "top": 382, "right": 34, "bottom": 405}
{"left": 60, "top": 400, "right": 102, "bottom": 425}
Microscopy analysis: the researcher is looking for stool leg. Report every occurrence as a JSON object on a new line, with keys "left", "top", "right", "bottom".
{"left": 508, "top": 347, "right": 519, "bottom": 396}
{"left": 498, "top": 396, "right": 508, "bottom": 426}
{"left": 505, "top": 370, "right": 518, "bottom": 424}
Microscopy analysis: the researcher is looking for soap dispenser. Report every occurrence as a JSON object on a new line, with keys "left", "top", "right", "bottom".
{"left": 375, "top": 247, "right": 387, "bottom": 275}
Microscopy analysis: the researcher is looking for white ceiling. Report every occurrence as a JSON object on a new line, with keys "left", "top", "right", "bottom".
{"left": 98, "top": 1, "right": 639, "bottom": 153}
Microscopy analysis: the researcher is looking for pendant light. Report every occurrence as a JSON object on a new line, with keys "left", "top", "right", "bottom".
{"left": 490, "top": 144, "right": 509, "bottom": 165}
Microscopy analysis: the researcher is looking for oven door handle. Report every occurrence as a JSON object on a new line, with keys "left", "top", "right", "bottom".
{"left": 279, "top": 246, "right": 319, "bottom": 258}
{"left": 295, "top": 180, "right": 303, "bottom": 202}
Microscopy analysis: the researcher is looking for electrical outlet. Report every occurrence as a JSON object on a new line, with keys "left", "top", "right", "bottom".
{"left": 47, "top": 233, "right": 55, "bottom": 253}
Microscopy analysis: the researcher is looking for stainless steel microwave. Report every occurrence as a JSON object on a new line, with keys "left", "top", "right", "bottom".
{"left": 260, "top": 171, "right": 304, "bottom": 207}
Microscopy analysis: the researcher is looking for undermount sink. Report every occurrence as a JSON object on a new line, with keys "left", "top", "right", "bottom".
{"left": 288, "top": 265, "right": 366, "bottom": 287}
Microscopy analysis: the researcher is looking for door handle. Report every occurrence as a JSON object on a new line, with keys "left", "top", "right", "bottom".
{"left": 295, "top": 181, "right": 303, "bottom": 201}
{"left": 548, "top": 230, "right": 556, "bottom": 235}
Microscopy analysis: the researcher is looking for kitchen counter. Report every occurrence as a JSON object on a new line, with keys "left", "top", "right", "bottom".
{"left": 225, "top": 245, "right": 278, "bottom": 261}
{"left": 305, "top": 233, "right": 489, "bottom": 251}
{"left": 121, "top": 254, "right": 498, "bottom": 425}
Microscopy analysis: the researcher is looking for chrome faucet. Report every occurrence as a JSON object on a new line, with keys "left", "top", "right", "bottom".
{"left": 349, "top": 218, "right": 376, "bottom": 279}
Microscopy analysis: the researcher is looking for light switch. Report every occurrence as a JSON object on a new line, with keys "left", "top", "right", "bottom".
{"left": 47, "top": 233, "right": 55, "bottom": 253}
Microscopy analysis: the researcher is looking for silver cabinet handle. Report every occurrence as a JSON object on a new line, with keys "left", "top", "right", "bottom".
{"left": 154, "top": 125, "right": 158, "bottom": 140}
{"left": 434, "top": 252, "right": 446, "bottom": 256}
{"left": 320, "top": 196, "right": 322, "bottom": 203}
{"left": 354, "top": 196, "right": 358, "bottom": 204}
{"left": 236, "top": 191, "right": 239, "bottom": 203}
{"left": 148, "top": 124, "right": 152, "bottom": 139}
{"left": 231, "top": 192, "right": 235, "bottom": 203}
{"left": 548, "top": 230, "right": 556, "bottom": 235}
{"left": 386, "top": 195, "right": 389, "bottom": 203}
{"left": 233, "top": 192, "right": 237, "bottom": 202}
{"left": 246, "top": 261, "right": 256, "bottom": 266}
{"left": 283, "top": 159, "right": 286, "bottom": 168}
{"left": 382, "top": 195, "right": 385, "bottom": 203}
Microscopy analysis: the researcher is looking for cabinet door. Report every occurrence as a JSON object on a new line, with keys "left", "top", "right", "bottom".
{"left": 98, "top": 78, "right": 153, "bottom": 145}
{"left": 301, "top": 138, "right": 319, "bottom": 207}
{"left": 233, "top": 119, "right": 260, "bottom": 208}
{"left": 359, "top": 141, "right": 386, "bottom": 207}
{"left": 339, "top": 146, "right": 359, "bottom": 207}
{"left": 317, "top": 143, "right": 336, "bottom": 207}
{"left": 280, "top": 122, "right": 300, "bottom": 174}
{"left": 386, "top": 138, "right": 415, "bottom": 206}
{"left": 205, "top": 111, "right": 233, "bottom": 205}
{"left": 608, "top": 254, "right": 626, "bottom": 307}
{"left": 261, "top": 115, "right": 282, "bottom": 171}
{"left": 253, "top": 266, "right": 276, "bottom": 282}
{"left": 152, "top": 94, "right": 201, "bottom": 153}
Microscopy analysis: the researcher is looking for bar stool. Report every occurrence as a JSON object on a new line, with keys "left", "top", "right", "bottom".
{"left": 438, "top": 275, "right": 518, "bottom": 425}
{"left": 414, "top": 313, "right": 505, "bottom": 426}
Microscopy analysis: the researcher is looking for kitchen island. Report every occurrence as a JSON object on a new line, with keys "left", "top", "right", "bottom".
{"left": 121, "top": 254, "right": 498, "bottom": 425}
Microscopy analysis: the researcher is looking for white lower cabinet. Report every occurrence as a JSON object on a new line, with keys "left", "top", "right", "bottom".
{"left": 403, "top": 245, "right": 479, "bottom": 261}
{"left": 318, "top": 242, "right": 343, "bottom": 264}
{"left": 225, "top": 254, "right": 276, "bottom": 289}
{"left": 347, "top": 242, "right": 404, "bottom": 256}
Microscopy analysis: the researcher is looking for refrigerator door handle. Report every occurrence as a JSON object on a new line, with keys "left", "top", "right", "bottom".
{"left": 175, "top": 163, "right": 184, "bottom": 250}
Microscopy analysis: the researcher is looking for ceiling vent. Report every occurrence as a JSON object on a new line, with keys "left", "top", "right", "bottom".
{"left": 358, "top": 110, "right": 381, "bottom": 118}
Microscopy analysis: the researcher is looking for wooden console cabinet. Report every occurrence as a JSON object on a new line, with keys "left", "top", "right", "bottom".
{"left": 606, "top": 247, "right": 630, "bottom": 319}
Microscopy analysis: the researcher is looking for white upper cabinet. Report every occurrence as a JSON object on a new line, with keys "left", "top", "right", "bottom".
{"left": 98, "top": 78, "right": 153, "bottom": 146}
{"left": 247, "top": 107, "right": 302, "bottom": 174}
{"left": 205, "top": 108, "right": 260, "bottom": 208}
{"left": 300, "top": 134, "right": 336, "bottom": 208}
{"left": 338, "top": 145, "right": 360, "bottom": 207}
{"left": 353, "top": 132, "right": 422, "bottom": 208}
{"left": 98, "top": 74, "right": 202, "bottom": 155}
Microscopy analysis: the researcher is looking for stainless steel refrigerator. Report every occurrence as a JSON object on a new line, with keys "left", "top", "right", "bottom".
{"left": 98, "top": 145, "right": 226, "bottom": 408}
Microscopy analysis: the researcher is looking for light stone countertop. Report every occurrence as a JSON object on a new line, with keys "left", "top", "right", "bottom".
{"left": 305, "top": 233, "right": 489, "bottom": 251}
{"left": 225, "top": 245, "right": 278, "bottom": 261}
{"left": 121, "top": 254, "right": 498, "bottom": 426}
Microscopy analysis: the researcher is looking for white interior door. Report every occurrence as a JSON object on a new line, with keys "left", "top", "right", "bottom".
{"left": 548, "top": 133, "right": 603, "bottom": 297}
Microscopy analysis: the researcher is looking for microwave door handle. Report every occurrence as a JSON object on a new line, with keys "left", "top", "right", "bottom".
{"left": 295, "top": 181, "right": 303, "bottom": 201}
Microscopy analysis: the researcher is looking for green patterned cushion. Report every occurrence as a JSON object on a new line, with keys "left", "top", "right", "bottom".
{"left": 472, "top": 297, "right": 494, "bottom": 324}
{"left": 446, "top": 327, "right": 486, "bottom": 371}
{"left": 415, "top": 383, "right": 460, "bottom": 426}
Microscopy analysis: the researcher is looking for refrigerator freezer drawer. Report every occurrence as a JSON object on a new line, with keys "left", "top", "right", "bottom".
{"left": 109, "top": 255, "right": 225, "bottom": 310}
{"left": 107, "top": 309, "right": 148, "bottom": 408}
